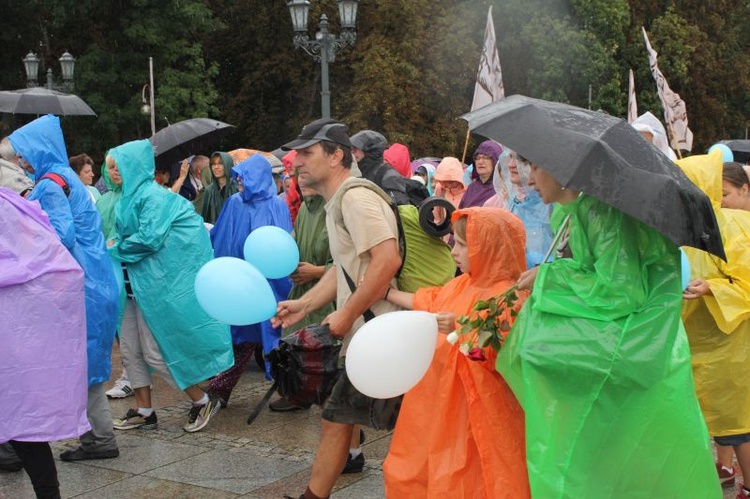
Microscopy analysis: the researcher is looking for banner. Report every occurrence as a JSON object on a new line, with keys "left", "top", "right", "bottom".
{"left": 471, "top": 6, "right": 505, "bottom": 111}
{"left": 627, "top": 69, "right": 637, "bottom": 124}
{"left": 642, "top": 27, "right": 693, "bottom": 151}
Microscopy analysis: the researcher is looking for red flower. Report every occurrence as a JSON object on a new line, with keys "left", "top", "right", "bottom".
{"left": 468, "top": 347, "right": 486, "bottom": 362}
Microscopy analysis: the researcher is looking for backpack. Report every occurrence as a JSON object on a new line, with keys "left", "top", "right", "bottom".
{"left": 38, "top": 172, "right": 71, "bottom": 197}
{"left": 332, "top": 178, "right": 456, "bottom": 293}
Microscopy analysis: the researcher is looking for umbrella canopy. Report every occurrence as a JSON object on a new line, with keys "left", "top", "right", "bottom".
{"left": 462, "top": 95, "right": 725, "bottom": 259}
{"left": 0, "top": 87, "right": 96, "bottom": 116}
{"left": 150, "top": 118, "right": 235, "bottom": 169}
{"left": 719, "top": 139, "right": 750, "bottom": 164}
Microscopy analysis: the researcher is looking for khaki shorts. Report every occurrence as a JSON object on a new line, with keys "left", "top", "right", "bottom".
{"left": 321, "top": 361, "right": 402, "bottom": 431}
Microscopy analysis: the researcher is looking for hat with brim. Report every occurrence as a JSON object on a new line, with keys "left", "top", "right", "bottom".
{"left": 282, "top": 118, "right": 352, "bottom": 150}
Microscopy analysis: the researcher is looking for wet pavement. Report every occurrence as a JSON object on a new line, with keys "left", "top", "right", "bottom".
{"left": 0, "top": 344, "right": 390, "bottom": 498}
{"left": 0, "top": 344, "right": 741, "bottom": 498}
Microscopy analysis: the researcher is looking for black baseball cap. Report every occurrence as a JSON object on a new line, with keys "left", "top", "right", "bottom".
{"left": 281, "top": 118, "right": 353, "bottom": 151}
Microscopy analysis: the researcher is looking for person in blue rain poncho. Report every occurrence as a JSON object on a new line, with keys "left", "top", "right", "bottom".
{"left": 8, "top": 115, "right": 120, "bottom": 463}
{"left": 207, "top": 154, "right": 293, "bottom": 406}
{"left": 106, "top": 139, "right": 234, "bottom": 433}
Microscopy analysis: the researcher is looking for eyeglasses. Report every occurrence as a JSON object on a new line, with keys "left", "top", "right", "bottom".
{"left": 474, "top": 154, "right": 493, "bottom": 162}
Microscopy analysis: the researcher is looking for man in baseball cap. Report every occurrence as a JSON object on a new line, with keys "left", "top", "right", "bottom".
{"left": 281, "top": 118, "right": 353, "bottom": 151}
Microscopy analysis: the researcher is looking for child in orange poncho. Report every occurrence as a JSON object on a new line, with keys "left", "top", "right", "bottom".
{"left": 382, "top": 207, "right": 530, "bottom": 498}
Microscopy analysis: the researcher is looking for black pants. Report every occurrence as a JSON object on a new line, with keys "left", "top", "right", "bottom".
{"left": 8, "top": 441, "right": 60, "bottom": 499}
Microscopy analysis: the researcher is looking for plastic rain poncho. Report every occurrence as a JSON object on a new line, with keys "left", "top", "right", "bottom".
{"left": 496, "top": 194, "right": 720, "bottom": 498}
{"left": 9, "top": 115, "right": 118, "bottom": 387}
{"left": 384, "top": 207, "right": 530, "bottom": 499}
{"left": 677, "top": 151, "right": 750, "bottom": 437}
{"left": 0, "top": 188, "right": 89, "bottom": 443}
{"left": 210, "top": 155, "right": 292, "bottom": 356}
{"left": 201, "top": 152, "right": 238, "bottom": 224}
{"left": 107, "top": 139, "right": 233, "bottom": 390}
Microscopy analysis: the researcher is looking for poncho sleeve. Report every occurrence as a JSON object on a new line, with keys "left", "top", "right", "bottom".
{"left": 533, "top": 197, "right": 651, "bottom": 321}
{"left": 30, "top": 180, "right": 76, "bottom": 250}
{"left": 109, "top": 196, "right": 170, "bottom": 263}
{"left": 412, "top": 286, "right": 443, "bottom": 313}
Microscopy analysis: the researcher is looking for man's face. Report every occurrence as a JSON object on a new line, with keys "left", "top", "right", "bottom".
{"left": 294, "top": 143, "right": 335, "bottom": 189}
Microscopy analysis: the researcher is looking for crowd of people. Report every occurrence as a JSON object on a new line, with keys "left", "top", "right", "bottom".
{"left": 1, "top": 110, "right": 749, "bottom": 499}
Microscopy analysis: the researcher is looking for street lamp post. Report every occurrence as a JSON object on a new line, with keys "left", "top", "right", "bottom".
{"left": 140, "top": 57, "right": 156, "bottom": 136}
{"left": 23, "top": 50, "right": 76, "bottom": 92}
{"left": 287, "top": 0, "right": 359, "bottom": 118}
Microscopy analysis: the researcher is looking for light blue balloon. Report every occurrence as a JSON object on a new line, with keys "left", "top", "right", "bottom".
{"left": 708, "top": 143, "right": 734, "bottom": 163}
{"left": 243, "top": 225, "right": 300, "bottom": 279}
{"left": 680, "top": 248, "right": 691, "bottom": 291}
{"left": 194, "top": 257, "right": 277, "bottom": 325}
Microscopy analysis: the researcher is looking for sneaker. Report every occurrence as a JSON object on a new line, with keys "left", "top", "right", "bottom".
{"left": 113, "top": 408, "right": 158, "bottom": 430}
{"left": 269, "top": 398, "right": 311, "bottom": 412}
{"left": 737, "top": 484, "right": 750, "bottom": 499}
{"left": 206, "top": 390, "right": 228, "bottom": 409}
{"left": 718, "top": 462, "right": 737, "bottom": 487}
{"left": 59, "top": 447, "right": 119, "bottom": 462}
{"left": 106, "top": 377, "right": 134, "bottom": 398}
{"left": 341, "top": 452, "right": 365, "bottom": 474}
{"left": 183, "top": 395, "right": 220, "bottom": 433}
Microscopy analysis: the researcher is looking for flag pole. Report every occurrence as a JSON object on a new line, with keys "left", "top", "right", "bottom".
{"left": 460, "top": 126, "right": 471, "bottom": 165}
{"left": 666, "top": 122, "right": 683, "bottom": 159}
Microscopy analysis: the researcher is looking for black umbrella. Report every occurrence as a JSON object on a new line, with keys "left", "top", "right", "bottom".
{"left": 150, "top": 118, "right": 235, "bottom": 169}
{"left": 719, "top": 139, "right": 750, "bottom": 164}
{"left": 462, "top": 95, "right": 725, "bottom": 259}
{"left": 0, "top": 87, "right": 96, "bottom": 116}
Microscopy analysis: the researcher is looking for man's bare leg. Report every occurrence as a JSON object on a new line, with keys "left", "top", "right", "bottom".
{"left": 307, "top": 420, "right": 353, "bottom": 497}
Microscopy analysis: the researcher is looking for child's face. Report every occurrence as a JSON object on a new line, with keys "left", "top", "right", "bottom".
{"left": 451, "top": 232, "right": 471, "bottom": 275}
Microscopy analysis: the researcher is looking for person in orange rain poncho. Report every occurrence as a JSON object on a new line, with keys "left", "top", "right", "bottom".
{"left": 381, "top": 207, "right": 530, "bottom": 498}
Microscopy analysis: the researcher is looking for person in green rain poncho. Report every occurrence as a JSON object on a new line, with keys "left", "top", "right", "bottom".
{"left": 201, "top": 151, "right": 238, "bottom": 224}
{"left": 496, "top": 162, "right": 721, "bottom": 498}
{"left": 106, "top": 139, "right": 234, "bottom": 434}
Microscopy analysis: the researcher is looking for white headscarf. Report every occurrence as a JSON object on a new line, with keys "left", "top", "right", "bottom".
{"left": 632, "top": 112, "right": 678, "bottom": 161}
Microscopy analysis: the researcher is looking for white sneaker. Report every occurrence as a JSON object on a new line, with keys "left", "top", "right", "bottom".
{"left": 106, "top": 377, "right": 134, "bottom": 398}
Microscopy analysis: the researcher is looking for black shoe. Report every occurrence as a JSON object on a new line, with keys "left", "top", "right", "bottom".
{"left": 341, "top": 452, "right": 364, "bottom": 474}
{"left": 0, "top": 458, "right": 22, "bottom": 472}
{"left": 269, "top": 398, "right": 311, "bottom": 412}
{"left": 359, "top": 429, "right": 365, "bottom": 445}
{"left": 59, "top": 447, "right": 119, "bottom": 462}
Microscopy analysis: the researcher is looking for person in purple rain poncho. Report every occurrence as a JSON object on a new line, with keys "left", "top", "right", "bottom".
{"left": 0, "top": 187, "right": 90, "bottom": 498}
{"left": 459, "top": 140, "right": 502, "bottom": 209}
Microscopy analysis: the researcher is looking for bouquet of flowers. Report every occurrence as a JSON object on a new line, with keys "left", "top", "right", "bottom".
{"left": 446, "top": 285, "right": 524, "bottom": 361}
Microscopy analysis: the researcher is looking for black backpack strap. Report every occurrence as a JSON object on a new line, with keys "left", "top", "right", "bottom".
{"left": 342, "top": 267, "right": 376, "bottom": 323}
{"left": 39, "top": 172, "right": 70, "bottom": 197}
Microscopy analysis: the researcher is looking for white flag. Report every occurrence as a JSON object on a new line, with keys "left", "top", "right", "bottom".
{"left": 471, "top": 6, "right": 505, "bottom": 111}
{"left": 642, "top": 27, "right": 693, "bottom": 151}
{"left": 627, "top": 69, "right": 637, "bottom": 124}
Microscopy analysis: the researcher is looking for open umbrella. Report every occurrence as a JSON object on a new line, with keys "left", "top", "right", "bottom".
{"left": 462, "top": 94, "right": 725, "bottom": 259}
{"left": 150, "top": 118, "right": 235, "bottom": 169}
{"left": 719, "top": 139, "right": 750, "bottom": 164}
{"left": 0, "top": 87, "right": 96, "bottom": 116}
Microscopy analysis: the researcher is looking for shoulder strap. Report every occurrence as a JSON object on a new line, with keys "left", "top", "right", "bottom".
{"left": 39, "top": 172, "right": 70, "bottom": 197}
{"left": 332, "top": 179, "right": 406, "bottom": 277}
{"left": 341, "top": 268, "right": 376, "bottom": 323}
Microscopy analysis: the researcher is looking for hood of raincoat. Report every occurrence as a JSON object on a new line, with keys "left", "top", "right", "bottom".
{"left": 384, "top": 143, "right": 411, "bottom": 177}
{"left": 676, "top": 150, "right": 723, "bottom": 211}
{"left": 8, "top": 114, "right": 68, "bottom": 176}
{"left": 99, "top": 154, "right": 121, "bottom": 193}
{"left": 232, "top": 154, "right": 276, "bottom": 203}
{"left": 351, "top": 130, "right": 388, "bottom": 176}
{"left": 107, "top": 139, "right": 154, "bottom": 201}
{"left": 452, "top": 207, "right": 526, "bottom": 288}
{"left": 472, "top": 140, "right": 503, "bottom": 181}
{"left": 434, "top": 157, "right": 465, "bottom": 183}
{"left": 210, "top": 151, "right": 235, "bottom": 185}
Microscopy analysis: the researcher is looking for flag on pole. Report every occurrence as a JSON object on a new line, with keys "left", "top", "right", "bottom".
{"left": 641, "top": 27, "right": 693, "bottom": 151}
{"left": 627, "top": 69, "right": 638, "bottom": 124}
{"left": 471, "top": 6, "right": 505, "bottom": 111}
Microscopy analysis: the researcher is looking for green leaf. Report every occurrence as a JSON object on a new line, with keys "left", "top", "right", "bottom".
{"left": 478, "top": 329, "right": 494, "bottom": 348}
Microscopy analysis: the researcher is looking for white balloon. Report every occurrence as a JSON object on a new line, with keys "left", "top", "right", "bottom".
{"left": 345, "top": 311, "right": 438, "bottom": 399}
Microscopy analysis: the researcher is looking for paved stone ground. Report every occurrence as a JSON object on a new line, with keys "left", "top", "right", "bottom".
{"left": 0, "top": 344, "right": 740, "bottom": 498}
{"left": 0, "top": 345, "right": 390, "bottom": 499}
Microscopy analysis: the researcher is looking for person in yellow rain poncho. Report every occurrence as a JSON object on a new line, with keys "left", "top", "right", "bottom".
{"left": 496, "top": 161, "right": 721, "bottom": 498}
{"left": 678, "top": 151, "right": 750, "bottom": 498}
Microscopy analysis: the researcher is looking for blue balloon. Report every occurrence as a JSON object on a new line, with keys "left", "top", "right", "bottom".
{"left": 680, "top": 249, "right": 691, "bottom": 291}
{"left": 708, "top": 143, "right": 734, "bottom": 163}
{"left": 194, "top": 257, "right": 277, "bottom": 325}
{"left": 243, "top": 226, "right": 300, "bottom": 279}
